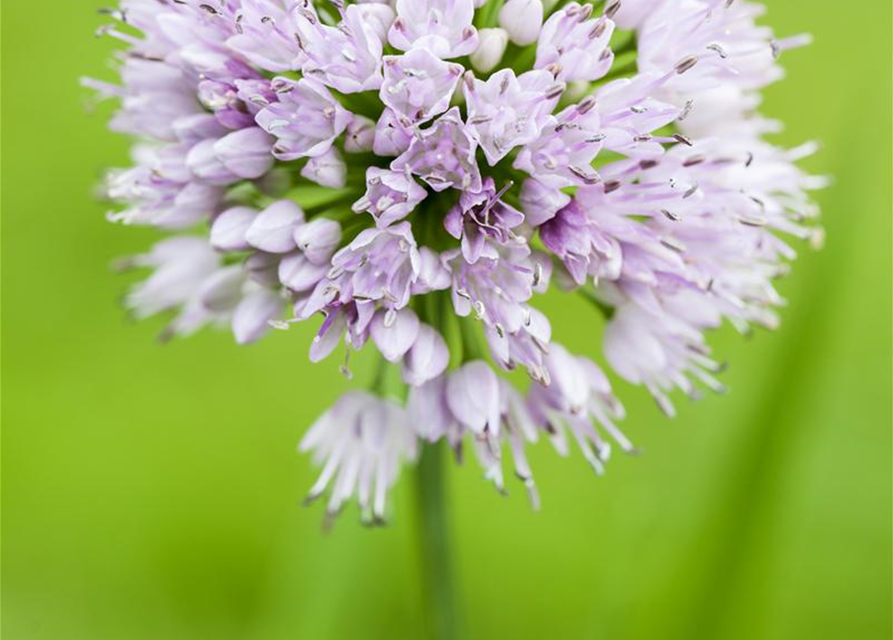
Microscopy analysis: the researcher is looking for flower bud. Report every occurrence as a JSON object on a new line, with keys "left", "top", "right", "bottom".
{"left": 185, "top": 139, "right": 237, "bottom": 185}
{"left": 413, "top": 247, "right": 451, "bottom": 293}
{"left": 246, "top": 252, "right": 280, "bottom": 288}
{"left": 470, "top": 28, "right": 509, "bottom": 74}
{"left": 520, "top": 178, "right": 570, "bottom": 226}
{"left": 293, "top": 218, "right": 342, "bottom": 265}
{"left": 245, "top": 200, "right": 303, "bottom": 254}
{"left": 402, "top": 324, "right": 449, "bottom": 386}
{"left": 446, "top": 361, "right": 502, "bottom": 435}
{"left": 373, "top": 109, "right": 414, "bottom": 157}
{"left": 232, "top": 288, "right": 282, "bottom": 345}
{"left": 344, "top": 116, "right": 376, "bottom": 154}
{"left": 499, "top": 0, "right": 543, "bottom": 46}
{"left": 198, "top": 266, "right": 245, "bottom": 312}
{"left": 210, "top": 206, "right": 256, "bottom": 251}
{"left": 370, "top": 308, "right": 420, "bottom": 363}
{"left": 300, "top": 148, "right": 347, "bottom": 189}
{"left": 213, "top": 127, "right": 274, "bottom": 179}
{"left": 356, "top": 2, "right": 396, "bottom": 42}
{"left": 278, "top": 253, "right": 328, "bottom": 292}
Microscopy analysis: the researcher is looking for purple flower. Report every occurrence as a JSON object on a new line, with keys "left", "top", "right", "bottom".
{"left": 226, "top": 0, "right": 307, "bottom": 72}
{"left": 445, "top": 242, "right": 534, "bottom": 333}
{"left": 301, "top": 391, "right": 417, "bottom": 522}
{"left": 594, "top": 74, "right": 682, "bottom": 158}
{"left": 542, "top": 190, "right": 687, "bottom": 287}
{"left": 356, "top": 4, "right": 397, "bottom": 43}
{"left": 412, "top": 247, "right": 453, "bottom": 295}
{"left": 300, "top": 147, "right": 347, "bottom": 188}
{"left": 256, "top": 77, "right": 352, "bottom": 160}
{"left": 122, "top": 235, "right": 282, "bottom": 344}
{"left": 540, "top": 200, "right": 618, "bottom": 285}
{"left": 388, "top": 0, "right": 479, "bottom": 59}
{"left": 514, "top": 97, "right": 604, "bottom": 188}
{"left": 197, "top": 77, "right": 266, "bottom": 130}
{"left": 302, "top": 222, "right": 422, "bottom": 324}
{"left": 444, "top": 177, "right": 524, "bottom": 263}
{"left": 392, "top": 107, "right": 482, "bottom": 192}
{"left": 443, "top": 241, "right": 552, "bottom": 381}
{"left": 498, "top": 0, "right": 544, "bottom": 47}
{"left": 604, "top": 299, "right": 725, "bottom": 418}
{"left": 463, "top": 68, "right": 561, "bottom": 165}
{"left": 402, "top": 324, "right": 450, "bottom": 386}
{"left": 212, "top": 199, "right": 342, "bottom": 300}
{"left": 296, "top": 4, "right": 387, "bottom": 94}
{"left": 470, "top": 27, "right": 509, "bottom": 73}
{"left": 527, "top": 343, "right": 631, "bottom": 474}
{"left": 519, "top": 178, "right": 570, "bottom": 226}
{"left": 370, "top": 307, "right": 421, "bottom": 363}
{"left": 185, "top": 139, "right": 240, "bottom": 186}
{"left": 535, "top": 3, "right": 615, "bottom": 83}
{"left": 380, "top": 49, "right": 464, "bottom": 125}
{"left": 245, "top": 200, "right": 304, "bottom": 254}
{"left": 213, "top": 127, "right": 275, "bottom": 179}
{"left": 95, "top": 0, "right": 824, "bottom": 517}
{"left": 406, "top": 371, "right": 541, "bottom": 503}
{"left": 611, "top": 0, "right": 652, "bottom": 30}
{"left": 211, "top": 206, "right": 256, "bottom": 251}
{"left": 232, "top": 288, "right": 286, "bottom": 345}
{"left": 84, "top": 58, "right": 201, "bottom": 140}
{"left": 124, "top": 236, "right": 221, "bottom": 321}
{"left": 635, "top": 0, "right": 800, "bottom": 97}
{"left": 344, "top": 116, "right": 376, "bottom": 154}
{"left": 106, "top": 145, "right": 223, "bottom": 228}
{"left": 406, "top": 377, "right": 459, "bottom": 443}
{"left": 293, "top": 218, "right": 343, "bottom": 266}
{"left": 352, "top": 168, "right": 428, "bottom": 228}
{"left": 446, "top": 361, "right": 502, "bottom": 435}
{"left": 373, "top": 109, "right": 414, "bottom": 157}
{"left": 278, "top": 253, "right": 330, "bottom": 293}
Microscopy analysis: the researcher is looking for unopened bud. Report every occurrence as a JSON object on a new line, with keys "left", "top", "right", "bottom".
{"left": 293, "top": 218, "right": 342, "bottom": 265}
{"left": 499, "top": 0, "right": 543, "bottom": 46}
{"left": 470, "top": 28, "right": 509, "bottom": 74}
{"left": 344, "top": 116, "right": 375, "bottom": 154}
{"left": 300, "top": 148, "right": 346, "bottom": 189}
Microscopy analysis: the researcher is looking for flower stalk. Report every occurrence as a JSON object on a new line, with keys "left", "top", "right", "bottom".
{"left": 415, "top": 442, "right": 462, "bottom": 640}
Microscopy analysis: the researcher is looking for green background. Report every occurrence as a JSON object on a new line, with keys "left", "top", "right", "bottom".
{"left": 3, "top": 1, "right": 891, "bottom": 639}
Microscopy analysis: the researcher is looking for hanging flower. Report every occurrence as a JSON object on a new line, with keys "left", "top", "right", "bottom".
{"left": 91, "top": 0, "right": 823, "bottom": 522}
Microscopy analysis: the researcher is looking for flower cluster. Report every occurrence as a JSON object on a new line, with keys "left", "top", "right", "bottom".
{"left": 90, "top": 0, "right": 823, "bottom": 521}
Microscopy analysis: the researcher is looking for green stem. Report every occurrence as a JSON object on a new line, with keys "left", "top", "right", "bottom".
{"left": 415, "top": 442, "right": 462, "bottom": 640}
{"left": 474, "top": 0, "right": 504, "bottom": 28}
{"left": 457, "top": 316, "right": 486, "bottom": 363}
{"left": 370, "top": 356, "right": 389, "bottom": 395}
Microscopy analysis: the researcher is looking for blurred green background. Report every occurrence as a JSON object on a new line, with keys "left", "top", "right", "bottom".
{"left": 2, "top": 1, "right": 891, "bottom": 639}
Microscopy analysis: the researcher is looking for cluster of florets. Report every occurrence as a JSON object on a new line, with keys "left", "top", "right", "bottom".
{"left": 89, "top": 0, "right": 824, "bottom": 522}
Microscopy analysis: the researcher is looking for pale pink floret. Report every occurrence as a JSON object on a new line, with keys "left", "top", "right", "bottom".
{"left": 388, "top": 0, "right": 479, "bottom": 59}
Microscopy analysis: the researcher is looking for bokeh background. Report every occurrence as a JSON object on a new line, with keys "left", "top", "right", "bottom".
{"left": 3, "top": 1, "right": 891, "bottom": 639}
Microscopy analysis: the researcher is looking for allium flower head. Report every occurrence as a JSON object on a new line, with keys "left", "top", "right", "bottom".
{"left": 91, "top": 0, "right": 824, "bottom": 522}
